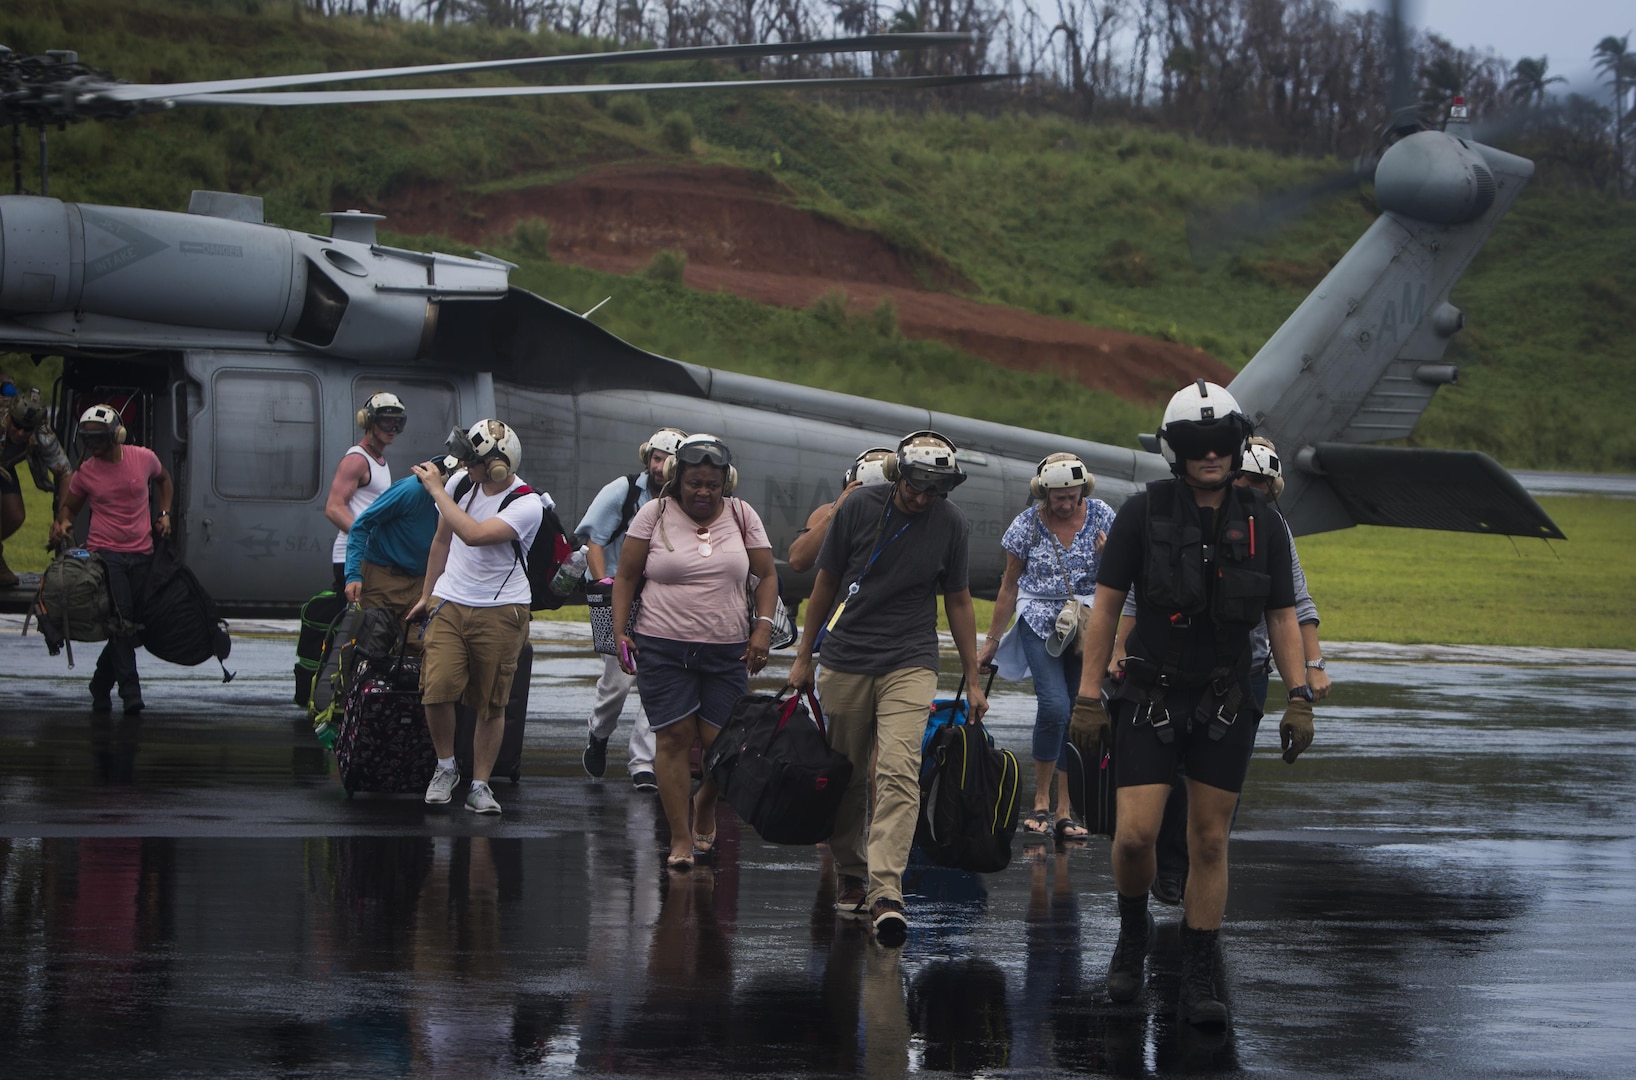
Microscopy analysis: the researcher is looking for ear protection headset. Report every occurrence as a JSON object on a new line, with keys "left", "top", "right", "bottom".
{"left": 661, "top": 434, "right": 737, "bottom": 495}
{"left": 466, "top": 419, "right": 522, "bottom": 484}
{"left": 1241, "top": 436, "right": 1285, "bottom": 499}
{"left": 638, "top": 427, "right": 689, "bottom": 467}
{"left": 78, "top": 404, "right": 126, "bottom": 445}
{"left": 356, "top": 391, "right": 407, "bottom": 432}
{"left": 881, "top": 429, "right": 959, "bottom": 483}
{"left": 1030, "top": 452, "right": 1094, "bottom": 499}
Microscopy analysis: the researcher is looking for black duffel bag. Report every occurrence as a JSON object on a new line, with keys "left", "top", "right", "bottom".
{"left": 141, "top": 541, "right": 234, "bottom": 682}
{"left": 706, "top": 688, "right": 853, "bottom": 846}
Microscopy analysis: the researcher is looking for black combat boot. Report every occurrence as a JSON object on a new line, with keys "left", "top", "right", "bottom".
{"left": 1106, "top": 892, "right": 1154, "bottom": 1003}
{"left": 1178, "top": 923, "right": 1229, "bottom": 1027}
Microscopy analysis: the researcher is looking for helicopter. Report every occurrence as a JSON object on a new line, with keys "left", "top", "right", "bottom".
{"left": 0, "top": 22, "right": 1562, "bottom": 616}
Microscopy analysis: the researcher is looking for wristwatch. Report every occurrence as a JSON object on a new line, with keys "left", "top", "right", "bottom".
{"left": 1288, "top": 685, "right": 1315, "bottom": 702}
{"left": 1305, "top": 657, "right": 1326, "bottom": 671}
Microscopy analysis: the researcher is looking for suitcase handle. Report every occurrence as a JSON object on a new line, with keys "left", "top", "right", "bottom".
{"left": 946, "top": 668, "right": 998, "bottom": 723}
{"left": 776, "top": 686, "right": 826, "bottom": 738}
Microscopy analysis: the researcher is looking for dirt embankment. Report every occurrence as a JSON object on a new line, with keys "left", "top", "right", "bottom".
{"left": 370, "top": 164, "right": 1233, "bottom": 402}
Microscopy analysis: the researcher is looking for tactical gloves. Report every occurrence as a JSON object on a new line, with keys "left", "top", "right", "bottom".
{"left": 1069, "top": 695, "right": 1113, "bottom": 762}
{"left": 1280, "top": 697, "right": 1315, "bottom": 763}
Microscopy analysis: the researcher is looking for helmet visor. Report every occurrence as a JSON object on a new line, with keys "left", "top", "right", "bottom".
{"left": 1166, "top": 421, "right": 1244, "bottom": 461}
{"left": 444, "top": 425, "right": 480, "bottom": 463}
{"left": 675, "top": 441, "right": 731, "bottom": 469}
{"left": 903, "top": 467, "right": 966, "bottom": 495}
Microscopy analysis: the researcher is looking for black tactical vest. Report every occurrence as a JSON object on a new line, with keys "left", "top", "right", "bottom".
{"left": 1140, "top": 479, "right": 1274, "bottom": 661}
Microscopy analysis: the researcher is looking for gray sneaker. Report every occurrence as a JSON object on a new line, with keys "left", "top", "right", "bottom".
{"left": 424, "top": 764, "right": 461, "bottom": 805}
{"left": 465, "top": 780, "right": 502, "bottom": 815}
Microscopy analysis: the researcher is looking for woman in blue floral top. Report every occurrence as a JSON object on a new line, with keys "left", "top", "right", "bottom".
{"left": 978, "top": 454, "right": 1117, "bottom": 841}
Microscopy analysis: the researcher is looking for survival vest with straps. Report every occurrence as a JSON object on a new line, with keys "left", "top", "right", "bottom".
{"left": 1124, "top": 479, "right": 1274, "bottom": 743}
{"left": 451, "top": 476, "right": 573, "bottom": 611}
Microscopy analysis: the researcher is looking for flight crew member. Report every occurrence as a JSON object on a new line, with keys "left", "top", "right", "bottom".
{"left": 1, "top": 385, "right": 72, "bottom": 587}
{"left": 786, "top": 447, "right": 894, "bottom": 573}
{"left": 574, "top": 427, "right": 687, "bottom": 792}
{"left": 49, "top": 405, "right": 174, "bottom": 714}
{"left": 788, "top": 431, "right": 987, "bottom": 947}
{"left": 1128, "top": 435, "right": 1332, "bottom": 906}
{"left": 1070, "top": 381, "right": 1315, "bottom": 1027}
{"left": 411, "top": 420, "right": 544, "bottom": 816}
{"left": 325, "top": 392, "right": 405, "bottom": 592}
{"left": 344, "top": 429, "right": 483, "bottom": 619}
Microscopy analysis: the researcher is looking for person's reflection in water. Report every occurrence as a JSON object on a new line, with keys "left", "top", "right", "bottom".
{"left": 89, "top": 713, "right": 142, "bottom": 784}
{"left": 1012, "top": 845, "right": 1086, "bottom": 1072}
{"left": 622, "top": 867, "right": 734, "bottom": 1065}
{"left": 1150, "top": 924, "right": 1239, "bottom": 1074}
{"left": 410, "top": 836, "right": 518, "bottom": 1072}
{"left": 861, "top": 935, "right": 912, "bottom": 1078}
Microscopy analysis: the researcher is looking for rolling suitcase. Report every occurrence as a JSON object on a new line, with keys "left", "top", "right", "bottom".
{"left": 1062, "top": 678, "right": 1118, "bottom": 838}
{"left": 335, "top": 645, "right": 437, "bottom": 797}
{"left": 454, "top": 642, "right": 532, "bottom": 784}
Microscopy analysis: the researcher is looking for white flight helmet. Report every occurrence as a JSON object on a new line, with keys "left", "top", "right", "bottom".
{"left": 639, "top": 427, "right": 688, "bottom": 466}
{"left": 845, "top": 447, "right": 894, "bottom": 487}
{"left": 1157, "top": 379, "right": 1252, "bottom": 479}
{"left": 1030, "top": 452, "right": 1094, "bottom": 499}
{"left": 885, "top": 430, "right": 966, "bottom": 494}
{"left": 467, "top": 419, "right": 522, "bottom": 483}
{"left": 357, "top": 391, "right": 407, "bottom": 432}
{"left": 1241, "top": 436, "right": 1285, "bottom": 498}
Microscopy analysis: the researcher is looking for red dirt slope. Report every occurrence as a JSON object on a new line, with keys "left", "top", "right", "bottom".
{"left": 372, "top": 164, "right": 1234, "bottom": 402}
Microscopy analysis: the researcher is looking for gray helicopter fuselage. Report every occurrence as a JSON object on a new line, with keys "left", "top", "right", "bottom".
{"left": 0, "top": 131, "right": 1562, "bottom": 614}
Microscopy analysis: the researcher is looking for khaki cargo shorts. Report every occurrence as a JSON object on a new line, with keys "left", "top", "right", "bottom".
{"left": 420, "top": 598, "right": 530, "bottom": 716}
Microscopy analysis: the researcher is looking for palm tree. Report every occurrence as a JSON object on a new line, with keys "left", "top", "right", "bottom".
{"left": 1594, "top": 33, "right": 1634, "bottom": 195}
{"left": 1506, "top": 57, "right": 1566, "bottom": 108}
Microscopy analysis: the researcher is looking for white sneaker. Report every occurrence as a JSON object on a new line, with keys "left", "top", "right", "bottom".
{"left": 424, "top": 764, "right": 461, "bottom": 805}
{"left": 465, "top": 780, "right": 502, "bottom": 815}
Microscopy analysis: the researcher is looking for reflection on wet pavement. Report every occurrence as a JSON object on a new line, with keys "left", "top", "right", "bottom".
{"left": 2, "top": 624, "right": 1635, "bottom": 1077}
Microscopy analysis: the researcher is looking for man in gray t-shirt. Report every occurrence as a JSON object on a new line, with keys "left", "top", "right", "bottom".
{"left": 789, "top": 432, "right": 988, "bottom": 947}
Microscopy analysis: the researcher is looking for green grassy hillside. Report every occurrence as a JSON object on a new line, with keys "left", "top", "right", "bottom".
{"left": 4, "top": 0, "right": 1635, "bottom": 468}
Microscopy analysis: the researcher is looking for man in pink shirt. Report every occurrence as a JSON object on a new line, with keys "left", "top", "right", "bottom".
{"left": 50, "top": 405, "right": 174, "bottom": 713}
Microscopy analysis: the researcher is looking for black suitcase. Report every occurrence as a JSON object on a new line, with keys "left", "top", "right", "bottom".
{"left": 454, "top": 641, "right": 532, "bottom": 784}
{"left": 335, "top": 652, "right": 437, "bottom": 796}
{"left": 707, "top": 689, "right": 853, "bottom": 845}
{"left": 1063, "top": 677, "right": 1118, "bottom": 838}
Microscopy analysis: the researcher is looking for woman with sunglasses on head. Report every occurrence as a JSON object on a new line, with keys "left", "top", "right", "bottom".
{"left": 611, "top": 435, "right": 780, "bottom": 874}
{"left": 978, "top": 453, "right": 1117, "bottom": 844}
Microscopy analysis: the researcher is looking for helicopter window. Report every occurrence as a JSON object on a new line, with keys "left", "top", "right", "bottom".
{"left": 212, "top": 370, "right": 320, "bottom": 501}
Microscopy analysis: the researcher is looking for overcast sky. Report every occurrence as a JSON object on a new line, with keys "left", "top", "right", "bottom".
{"left": 1341, "top": 0, "right": 1630, "bottom": 96}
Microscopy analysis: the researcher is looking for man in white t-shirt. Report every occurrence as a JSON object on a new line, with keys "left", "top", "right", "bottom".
{"left": 407, "top": 419, "right": 544, "bottom": 815}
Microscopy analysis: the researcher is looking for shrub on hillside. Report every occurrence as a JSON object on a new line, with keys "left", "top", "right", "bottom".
{"left": 511, "top": 218, "right": 552, "bottom": 261}
{"left": 870, "top": 296, "right": 898, "bottom": 338}
{"left": 609, "top": 95, "right": 650, "bottom": 128}
{"left": 812, "top": 288, "right": 849, "bottom": 329}
{"left": 661, "top": 111, "right": 695, "bottom": 154}
{"left": 1098, "top": 238, "right": 1156, "bottom": 287}
{"left": 643, "top": 248, "right": 687, "bottom": 286}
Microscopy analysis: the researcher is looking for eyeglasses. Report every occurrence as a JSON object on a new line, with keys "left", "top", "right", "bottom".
{"left": 696, "top": 527, "right": 713, "bottom": 557}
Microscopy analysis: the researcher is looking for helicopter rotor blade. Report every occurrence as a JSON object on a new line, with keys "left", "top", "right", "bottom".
{"left": 95, "top": 33, "right": 976, "bottom": 105}
{"left": 1186, "top": 165, "right": 1365, "bottom": 270}
{"left": 165, "top": 72, "right": 1008, "bottom": 108}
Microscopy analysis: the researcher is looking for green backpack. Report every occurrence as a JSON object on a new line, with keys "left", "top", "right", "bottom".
{"left": 27, "top": 547, "right": 137, "bottom": 668}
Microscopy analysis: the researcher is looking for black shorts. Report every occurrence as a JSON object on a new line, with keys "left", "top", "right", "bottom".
{"left": 0, "top": 463, "right": 20, "bottom": 497}
{"left": 1111, "top": 687, "right": 1260, "bottom": 794}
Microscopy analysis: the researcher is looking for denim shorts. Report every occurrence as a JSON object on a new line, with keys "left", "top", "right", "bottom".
{"left": 631, "top": 633, "right": 748, "bottom": 730}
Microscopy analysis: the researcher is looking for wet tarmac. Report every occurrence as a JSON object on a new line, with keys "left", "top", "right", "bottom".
{"left": 3, "top": 620, "right": 1635, "bottom": 1078}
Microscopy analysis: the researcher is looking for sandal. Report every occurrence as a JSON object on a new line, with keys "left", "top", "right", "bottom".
{"left": 1055, "top": 817, "right": 1090, "bottom": 842}
{"left": 693, "top": 832, "right": 717, "bottom": 859}
{"left": 1021, "top": 809, "right": 1053, "bottom": 840}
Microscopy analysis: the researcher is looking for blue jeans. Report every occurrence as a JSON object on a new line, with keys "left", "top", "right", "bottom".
{"left": 1017, "top": 619, "right": 1081, "bottom": 768}
{"left": 93, "top": 550, "right": 151, "bottom": 701}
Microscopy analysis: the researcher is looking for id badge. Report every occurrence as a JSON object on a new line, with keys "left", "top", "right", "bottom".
{"left": 826, "top": 582, "right": 860, "bottom": 633}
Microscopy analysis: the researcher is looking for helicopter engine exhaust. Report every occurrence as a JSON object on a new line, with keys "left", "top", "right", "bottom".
{"left": 0, "top": 194, "right": 509, "bottom": 361}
